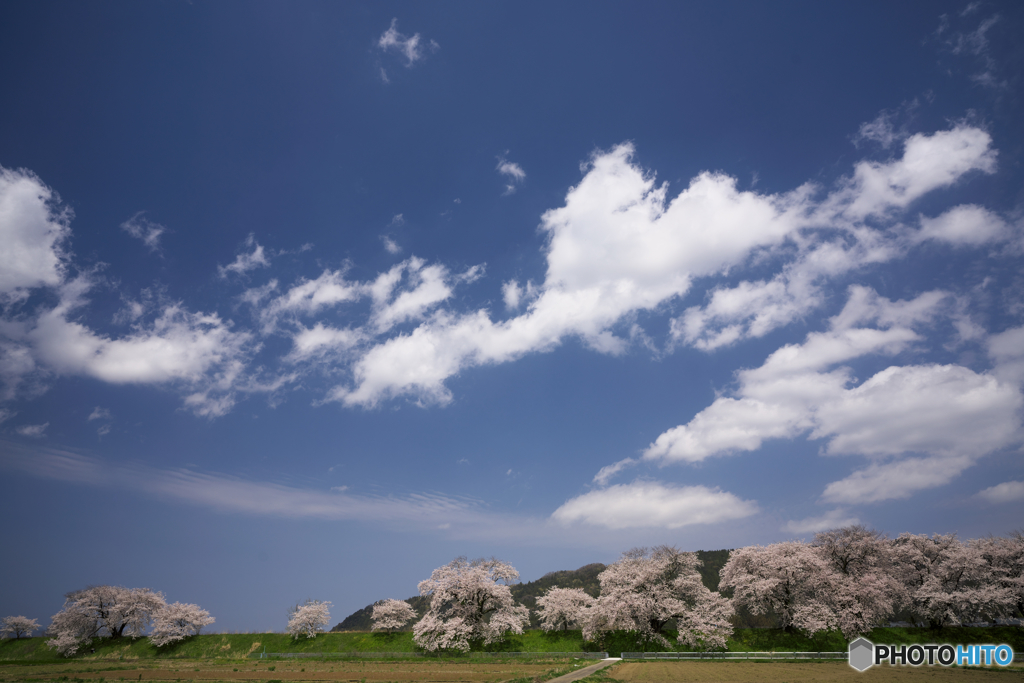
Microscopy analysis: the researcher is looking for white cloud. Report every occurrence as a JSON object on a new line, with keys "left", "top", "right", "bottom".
{"left": 23, "top": 276, "right": 254, "bottom": 416}
{"left": 218, "top": 234, "right": 269, "bottom": 278}
{"left": 854, "top": 111, "right": 904, "bottom": 149}
{"left": 783, "top": 509, "right": 860, "bottom": 535}
{"left": 0, "top": 166, "right": 69, "bottom": 300}
{"left": 382, "top": 235, "right": 401, "bottom": 254}
{"left": 977, "top": 480, "right": 1024, "bottom": 504}
{"left": 676, "top": 126, "right": 997, "bottom": 350}
{"left": 502, "top": 280, "right": 523, "bottom": 311}
{"left": 644, "top": 286, "right": 1023, "bottom": 503}
{"left": 286, "top": 323, "right": 362, "bottom": 363}
{"left": 254, "top": 269, "right": 362, "bottom": 330}
{"left": 988, "top": 325, "right": 1024, "bottom": 386}
{"left": 16, "top": 422, "right": 48, "bottom": 437}
{"left": 592, "top": 458, "right": 636, "bottom": 486}
{"left": 369, "top": 259, "right": 454, "bottom": 333}
{"left": 649, "top": 287, "right": 944, "bottom": 464}
{"left": 821, "top": 455, "right": 976, "bottom": 504}
{"left": 120, "top": 212, "right": 166, "bottom": 252}
{"left": 87, "top": 406, "right": 111, "bottom": 421}
{"left": 330, "top": 143, "right": 814, "bottom": 406}
{"left": 497, "top": 156, "right": 526, "bottom": 194}
{"left": 822, "top": 126, "right": 996, "bottom": 222}
{"left": 551, "top": 481, "right": 758, "bottom": 529}
{"left": 378, "top": 19, "right": 437, "bottom": 67}
{"left": 915, "top": 204, "right": 1009, "bottom": 246}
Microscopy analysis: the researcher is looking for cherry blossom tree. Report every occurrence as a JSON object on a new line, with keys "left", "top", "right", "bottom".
{"left": 287, "top": 600, "right": 332, "bottom": 639}
{"left": 720, "top": 541, "right": 833, "bottom": 634}
{"left": 535, "top": 587, "right": 594, "bottom": 632}
{"left": 812, "top": 526, "right": 903, "bottom": 638}
{"left": 371, "top": 599, "right": 417, "bottom": 634}
{"left": 413, "top": 556, "right": 530, "bottom": 653}
{"left": 977, "top": 531, "right": 1024, "bottom": 618}
{"left": 892, "top": 533, "right": 1013, "bottom": 628}
{"left": 584, "top": 546, "right": 733, "bottom": 651}
{"left": 0, "top": 616, "right": 39, "bottom": 639}
{"left": 149, "top": 602, "right": 215, "bottom": 647}
{"left": 47, "top": 586, "right": 166, "bottom": 657}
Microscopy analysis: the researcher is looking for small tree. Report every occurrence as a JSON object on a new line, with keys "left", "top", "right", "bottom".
{"left": 149, "top": 602, "right": 215, "bottom": 647}
{"left": 536, "top": 587, "right": 594, "bottom": 632}
{"left": 287, "top": 600, "right": 332, "bottom": 639}
{"left": 371, "top": 599, "right": 417, "bottom": 634}
{"left": 0, "top": 616, "right": 39, "bottom": 639}
{"left": 47, "top": 586, "right": 166, "bottom": 657}
{"left": 413, "top": 556, "right": 530, "bottom": 653}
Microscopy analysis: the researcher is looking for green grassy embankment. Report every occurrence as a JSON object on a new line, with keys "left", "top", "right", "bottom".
{"left": 2, "top": 626, "right": 1020, "bottom": 661}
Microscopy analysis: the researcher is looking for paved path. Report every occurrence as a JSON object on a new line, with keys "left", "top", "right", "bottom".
{"left": 545, "top": 658, "right": 621, "bottom": 683}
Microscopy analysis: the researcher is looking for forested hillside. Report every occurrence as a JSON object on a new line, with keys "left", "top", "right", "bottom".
{"left": 332, "top": 551, "right": 730, "bottom": 631}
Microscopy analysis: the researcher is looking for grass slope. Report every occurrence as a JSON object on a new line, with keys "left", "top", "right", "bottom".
{"left": 5, "top": 626, "right": 1020, "bottom": 662}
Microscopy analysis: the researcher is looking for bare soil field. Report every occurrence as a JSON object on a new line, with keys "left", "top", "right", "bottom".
{"left": 0, "top": 659, "right": 569, "bottom": 683}
{"left": 606, "top": 661, "right": 1023, "bottom": 683}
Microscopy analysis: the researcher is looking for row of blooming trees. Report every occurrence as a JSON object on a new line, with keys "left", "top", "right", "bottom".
{"left": 721, "top": 528, "right": 1024, "bottom": 638}
{"left": 369, "top": 529, "right": 1023, "bottom": 652}
{"left": 38, "top": 586, "right": 214, "bottom": 656}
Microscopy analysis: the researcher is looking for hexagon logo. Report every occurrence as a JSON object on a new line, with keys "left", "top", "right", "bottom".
{"left": 848, "top": 637, "right": 874, "bottom": 672}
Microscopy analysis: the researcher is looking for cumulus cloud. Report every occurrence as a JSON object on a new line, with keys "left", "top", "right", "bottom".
{"left": 120, "top": 212, "right": 166, "bottom": 252}
{"left": 783, "top": 509, "right": 861, "bottom": 535}
{"left": 0, "top": 166, "right": 69, "bottom": 300}
{"left": 915, "top": 204, "right": 1009, "bottom": 246}
{"left": 988, "top": 325, "right": 1024, "bottom": 386}
{"left": 378, "top": 19, "right": 438, "bottom": 67}
{"left": 381, "top": 235, "right": 401, "bottom": 254}
{"left": 977, "top": 480, "right": 1024, "bottom": 504}
{"left": 218, "top": 234, "right": 269, "bottom": 278}
{"left": 644, "top": 286, "right": 1023, "bottom": 503}
{"left": 551, "top": 481, "right": 758, "bottom": 529}
{"left": 677, "top": 126, "right": 997, "bottom": 350}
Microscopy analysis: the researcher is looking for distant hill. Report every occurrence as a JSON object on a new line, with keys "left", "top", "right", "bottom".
{"left": 331, "top": 551, "right": 731, "bottom": 632}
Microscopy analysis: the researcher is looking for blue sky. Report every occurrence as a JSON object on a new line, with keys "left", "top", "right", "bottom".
{"left": 2, "top": 1, "right": 1023, "bottom": 633}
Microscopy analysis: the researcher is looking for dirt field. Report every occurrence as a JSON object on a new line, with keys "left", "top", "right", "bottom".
{"left": 0, "top": 659, "right": 570, "bottom": 683}
{"left": 607, "top": 660, "right": 1024, "bottom": 683}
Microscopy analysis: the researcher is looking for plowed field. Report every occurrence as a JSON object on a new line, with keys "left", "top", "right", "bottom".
{"left": 0, "top": 659, "right": 569, "bottom": 683}
{"left": 608, "top": 660, "right": 1023, "bottom": 682}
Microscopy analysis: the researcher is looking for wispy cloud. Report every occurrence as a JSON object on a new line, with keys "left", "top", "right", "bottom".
{"left": 378, "top": 19, "right": 438, "bottom": 68}
{"left": 497, "top": 155, "right": 526, "bottom": 195}
{"left": 120, "top": 212, "right": 166, "bottom": 253}
{"left": 783, "top": 509, "right": 860, "bottom": 535}
{"left": 15, "top": 423, "right": 48, "bottom": 437}
{"left": 218, "top": 234, "right": 269, "bottom": 278}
